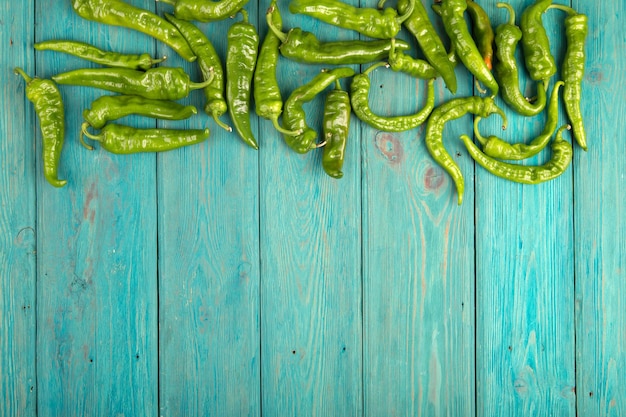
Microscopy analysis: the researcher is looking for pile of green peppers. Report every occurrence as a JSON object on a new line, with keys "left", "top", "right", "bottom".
{"left": 18, "top": 0, "right": 588, "bottom": 203}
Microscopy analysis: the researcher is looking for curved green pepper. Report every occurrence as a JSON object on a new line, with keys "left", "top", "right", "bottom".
{"left": 159, "top": 0, "right": 250, "bottom": 22}
{"left": 322, "top": 80, "right": 351, "bottom": 179}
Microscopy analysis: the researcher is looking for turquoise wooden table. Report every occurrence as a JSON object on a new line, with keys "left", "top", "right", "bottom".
{"left": 1, "top": 1, "right": 624, "bottom": 416}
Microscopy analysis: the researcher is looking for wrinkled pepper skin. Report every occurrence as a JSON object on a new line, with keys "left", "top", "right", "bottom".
{"left": 71, "top": 0, "right": 196, "bottom": 62}
{"left": 52, "top": 67, "right": 211, "bottom": 100}
{"left": 322, "top": 82, "right": 351, "bottom": 179}
{"left": 226, "top": 10, "right": 260, "bottom": 150}
{"left": 82, "top": 95, "right": 197, "bottom": 130}
{"left": 15, "top": 68, "right": 66, "bottom": 188}
{"left": 160, "top": 0, "right": 250, "bottom": 22}
{"left": 425, "top": 96, "right": 507, "bottom": 205}
{"left": 397, "top": 0, "right": 457, "bottom": 93}
{"left": 282, "top": 67, "right": 355, "bottom": 154}
{"left": 520, "top": 0, "right": 557, "bottom": 82}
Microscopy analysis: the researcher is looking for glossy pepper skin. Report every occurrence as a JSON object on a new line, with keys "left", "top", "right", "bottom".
{"left": 351, "top": 63, "right": 435, "bottom": 132}
{"left": 226, "top": 10, "right": 260, "bottom": 150}
{"left": 282, "top": 67, "right": 355, "bottom": 154}
{"left": 520, "top": 0, "right": 557, "bottom": 82}
{"left": 289, "top": 0, "right": 414, "bottom": 40}
{"left": 475, "top": 81, "right": 563, "bottom": 160}
{"left": 397, "top": 0, "right": 456, "bottom": 93}
{"left": 159, "top": 0, "right": 250, "bottom": 23}
{"left": 493, "top": 2, "right": 546, "bottom": 117}
{"left": 438, "top": 0, "right": 498, "bottom": 97}
{"left": 465, "top": 0, "right": 495, "bottom": 71}
{"left": 164, "top": 13, "right": 231, "bottom": 132}
{"left": 550, "top": 4, "right": 588, "bottom": 150}
{"left": 15, "top": 68, "right": 66, "bottom": 188}
{"left": 254, "top": 2, "right": 300, "bottom": 136}
{"left": 266, "top": 7, "right": 410, "bottom": 66}
{"left": 51, "top": 67, "right": 212, "bottom": 101}
{"left": 82, "top": 95, "right": 197, "bottom": 130}
{"left": 387, "top": 38, "right": 438, "bottom": 80}
{"left": 460, "top": 124, "right": 573, "bottom": 184}
{"left": 34, "top": 40, "right": 166, "bottom": 71}
{"left": 71, "top": 0, "right": 196, "bottom": 62}
{"left": 322, "top": 81, "right": 351, "bottom": 179}
{"left": 425, "top": 96, "right": 507, "bottom": 205}
{"left": 81, "top": 123, "right": 210, "bottom": 154}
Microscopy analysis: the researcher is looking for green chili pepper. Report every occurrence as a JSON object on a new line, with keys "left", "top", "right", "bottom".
{"left": 425, "top": 96, "right": 507, "bottom": 205}
{"left": 289, "top": 0, "right": 414, "bottom": 40}
{"left": 396, "top": 0, "right": 457, "bottom": 93}
{"left": 465, "top": 0, "right": 495, "bottom": 71}
{"left": 460, "top": 124, "right": 573, "bottom": 184}
{"left": 34, "top": 40, "right": 166, "bottom": 71}
{"left": 51, "top": 67, "right": 212, "bottom": 101}
{"left": 82, "top": 95, "right": 197, "bottom": 131}
{"left": 164, "top": 13, "right": 231, "bottom": 132}
{"left": 350, "top": 63, "right": 435, "bottom": 132}
{"left": 520, "top": 0, "right": 557, "bottom": 82}
{"left": 549, "top": 4, "right": 588, "bottom": 150}
{"left": 437, "top": 0, "right": 498, "bottom": 97}
{"left": 81, "top": 122, "right": 210, "bottom": 154}
{"left": 474, "top": 81, "right": 563, "bottom": 160}
{"left": 226, "top": 9, "right": 259, "bottom": 150}
{"left": 283, "top": 67, "right": 355, "bottom": 154}
{"left": 159, "top": 0, "right": 250, "bottom": 23}
{"left": 15, "top": 68, "right": 66, "bottom": 188}
{"left": 493, "top": 2, "right": 547, "bottom": 117}
{"left": 71, "top": 0, "right": 196, "bottom": 62}
{"left": 253, "top": 3, "right": 301, "bottom": 137}
{"left": 387, "top": 38, "right": 439, "bottom": 80}
{"left": 266, "top": 6, "right": 410, "bottom": 66}
{"left": 322, "top": 80, "right": 351, "bottom": 179}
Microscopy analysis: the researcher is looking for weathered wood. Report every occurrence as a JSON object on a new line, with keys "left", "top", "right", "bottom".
{"left": 573, "top": 1, "right": 626, "bottom": 416}
{"left": 155, "top": 5, "right": 262, "bottom": 415}
{"left": 258, "top": 1, "right": 363, "bottom": 415}
{"left": 0, "top": 3, "right": 37, "bottom": 416}
{"left": 34, "top": 1, "right": 158, "bottom": 415}
{"left": 475, "top": 1, "right": 576, "bottom": 416}
{"left": 362, "top": 1, "right": 476, "bottom": 415}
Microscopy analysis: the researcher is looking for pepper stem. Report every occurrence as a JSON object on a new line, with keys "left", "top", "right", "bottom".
{"left": 397, "top": 0, "right": 415, "bottom": 25}
{"left": 377, "top": 0, "right": 387, "bottom": 9}
{"left": 473, "top": 117, "right": 488, "bottom": 146}
{"left": 272, "top": 117, "right": 303, "bottom": 136}
{"left": 496, "top": 2, "right": 516, "bottom": 25}
{"left": 237, "top": 9, "right": 249, "bottom": 23}
{"left": 547, "top": 4, "right": 577, "bottom": 15}
{"left": 14, "top": 67, "right": 33, "bottom": 83}
{"left": 363, "top": 61, "right": 389, "bottom": 76}
{"left": 212, "top": 112, "right": 233, "bottom": 132}
{"left": 152, "top": 55, "right": 168, "bottom": 65}
{"left": 334, "top": 80, "right": 342, "bottom": 90}
{"left": 80, "top": 122, "right": 100, "bottom": 150}
{"left": 266, "top": 6, "right": 287, "bottom": 43}
{"left": 189, "top": 67, "right": 216, "bottom": 91}
{"left": 555, "top": 124, "right": 572, "bottom": 142}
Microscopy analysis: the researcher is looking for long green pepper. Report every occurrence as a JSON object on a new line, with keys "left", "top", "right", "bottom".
{"left": 474, "top": 81, "right": 563, "bottom": 160}
{"left": 465, "top": 0, "right": 495, "bottom": 71}
{"left": 460, "top": 124, "right": 573, "bottom": 184}
{"left": 165, "top": 13, "right": 231, "bottom": 132}
{"left": 387, "top": 38, "right": 439, "bottom": 80}
{"left": 159, "top": 0, "right": 250, "bottom": 22}
{"left": 549, "top": 4, "right": 588, "bottom": 150}
{"left": 226, "top": 10, "right": 260, "bottom": 149}
{"left": 350, "top": 63, "right": 435, "bottom": 132}
{"left": 425, "top": 96, "right": 507, "bottom": 205}
{"left": 493, "top": 2, "right": 547, "bottom": 117}
{"left": 520, "top": 0, "right": 557, "bottom": 82}
{"left": 282, "top": 67, "right": 355, "bottom": 154}
{"left": 15, "top": 68, "right": 66, "bottom": 188}
{"left": 322, "top": 81, "right": 351, "bottom": 179}
{"left": 71, "top": 0, "right": 196, "bottom": 62}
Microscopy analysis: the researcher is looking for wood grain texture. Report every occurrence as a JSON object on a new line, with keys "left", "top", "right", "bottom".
{"left": 475, "top": 1, "right": 576, "bottom": 416}
{"left": 0, "top": 3, "right": 37, "bottom": 416}
{"left": 573, "top": 1, "right": 626, "bottom": 416}
{"left": 155, "top": 5, "right": 262, "bottom": 416}
{"left": 362, "top": 1, "right": 476, "bottom": 415}
{"left": 34, "top": 1, "right": 158, "bottom": 415}
{"left": 259, "top": 1, "right": 362, "bottom": 415}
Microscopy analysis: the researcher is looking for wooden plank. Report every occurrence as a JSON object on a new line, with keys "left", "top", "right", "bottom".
{"left": 0, "top": 3, "right": 37, "bottom": 416}
{"left": 258, "top": 1, "right": 363, "bottom": 415}
{"left": 475, "top": 1, "right": 576, "bottom": 416}
{"left": 34, "top": 1, "right": 158, "bottom": 415}
{"left": 155, "top": 4, "right": 262, "bottom": 416}
{"left": 573, "top": 1, "right": 626, "bottom": 416}
{"left": 362, "top": 1, "right": 476, "bottom": 415}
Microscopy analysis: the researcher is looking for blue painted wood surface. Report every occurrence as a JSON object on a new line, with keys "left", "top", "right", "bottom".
{"left": 0, "top": 1, "right": 624, "bottom": 416}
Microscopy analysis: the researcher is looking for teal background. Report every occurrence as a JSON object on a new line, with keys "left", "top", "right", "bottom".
{"left": 1, "top": 0, "right": 624, "bottom": 416}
